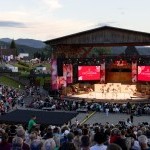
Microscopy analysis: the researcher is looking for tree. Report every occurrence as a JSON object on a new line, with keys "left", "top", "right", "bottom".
{"left": 10, "top": 39, "right": 18, "bottom": 56}
{"left": 40, "top": 51, "right": 45, "bottom": 61}
{"left": 10, "top": 39, "right": 16, "bottom": 49}
{"left": 42, "top": 45, "right": 53, "bottom": 59}
{"left": 34, "top": 51, "right": 41, "bottom": 59}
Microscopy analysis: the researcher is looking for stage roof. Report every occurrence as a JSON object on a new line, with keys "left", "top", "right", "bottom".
{"left": 45, "top": 26, "right": 150, "bottom": 47}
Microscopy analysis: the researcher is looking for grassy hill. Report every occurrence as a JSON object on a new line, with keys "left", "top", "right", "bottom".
{"left": 0, "top": 76, "right": 24, "bottom": 89}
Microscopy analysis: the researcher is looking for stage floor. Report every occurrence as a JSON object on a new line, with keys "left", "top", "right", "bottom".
{"left": 71, "top": 91, "right": 131, "bottom": 99}
{"left": 69, "top": 91, "right": 148, "bottom": 102}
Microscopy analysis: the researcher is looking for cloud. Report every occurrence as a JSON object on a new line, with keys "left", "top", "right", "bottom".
{"left": 0, "top": 21, "right": 26, "bottom": 28}
{"left": 41, "top": 0, "right": 62, "bottom": 10}
{"left": 117, "top": 8, "right": 125, "bottom": 15}
{"left": 0, "top": 19, "right": 93, "bottom": 40}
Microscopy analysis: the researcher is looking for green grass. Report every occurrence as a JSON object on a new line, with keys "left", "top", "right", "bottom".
{"left": 13, "top": 63, "right": 29, "bottom": 69}
{"left": 13, "top": 62, "right": 50, "bottom": 71}
{"left": 20, "top": 71, "right": 30, "bottom": 77}
{"left": 31, "top": 63, "right": 50, "bottom": 70}
{"left": 42, "top": 63, "right": 50, "bottom": 70}
{"left": 36, "top": 77, "right": 50, "bottom": 86}
{"left": 0, "top": 76, "right": 24, "bottom": 89}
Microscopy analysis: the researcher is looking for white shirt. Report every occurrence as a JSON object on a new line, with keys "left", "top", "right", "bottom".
{"left": 90, "top": 144, "right": 107, "bottom": 150}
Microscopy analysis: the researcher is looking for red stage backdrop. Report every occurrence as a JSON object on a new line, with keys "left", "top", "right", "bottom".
{"left": 57, "top": 76, "right": 66, "bottom": 89}
{"left": 132, "top": 62, "right": 137, "bottom": 83}
{"left": 100, "top": 62, "right": 105, "bottom": 83}
{"left": 78, "top": 66, "right": 100, "bottom": 81}
{"left": 65, "top": 64, "right": 73, "bottom": 84}
{"left": 138, "top": 66, "right": 150, "bottom": 81}
{"left": 57, "top": 64, "right": 73, "bottom": 89}
{"left": 51, "top": 59, "right": 58, "bottom": 90}
{"left": 114, "top": 60, "right": 127, "bottom": 66}
{"left": 57, "top": 65, "right": 67, "bottom": 89}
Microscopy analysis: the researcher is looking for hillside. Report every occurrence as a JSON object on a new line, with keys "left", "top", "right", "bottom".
{"left": 0, "top": 40, "right": 44, "bottom": 58}
{"left": 0, "top": 38, "right": 46, "bottom": 48}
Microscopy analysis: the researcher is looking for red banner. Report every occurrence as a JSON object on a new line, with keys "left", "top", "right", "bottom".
{"left": 100, "top": 62, "right": 105, "bottom": 83}
{"left": 51, "top": 59, "right": 58, "bottom": 90}
{"left": 132, "top": 62, "right": 137, "bottom": 83}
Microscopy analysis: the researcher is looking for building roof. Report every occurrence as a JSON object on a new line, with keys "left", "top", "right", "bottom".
{"left": 45, "top": 26, "right": 150, "bottom": 47}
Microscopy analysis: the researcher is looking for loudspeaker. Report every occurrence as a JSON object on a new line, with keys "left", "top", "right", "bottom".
{"left": 57, "top": 58, "right": 63, "bottom": 76}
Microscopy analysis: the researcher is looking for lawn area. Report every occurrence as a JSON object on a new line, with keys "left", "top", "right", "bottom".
{"left": 0, "top": 76, "right": 24, "bottom": 89}
{"left": 13, "top": 62, "right": 29, "bottom": 69}
{"left": 36, "top": 76, "right": 50, "bottom": 86}
{"left": 13, "top": 62, "right": 50, "bottom": 72}
{"left": 20, "top": 71, "right": 30, "bottom": 77}
{"left": 31, "top": 62, "right": 50, "bottom": 70}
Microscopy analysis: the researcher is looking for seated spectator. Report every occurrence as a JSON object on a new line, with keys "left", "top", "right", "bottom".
{"left": 110, "top": 128, "right": 121, "bottom": 143}
{"left": 12, "top": 136, "right": 23, "bottom": 150}
{"left": 53, "top": 127, "right": 61, "bottom": 148}
{"left": 0, "top": 132, "right": 12, "bottom": 150}
{"left": 107, "top": 143, "right": 122, "bottom": 150}
{"left": 30, "top": 139, "right": 43, "bottom": 150}
{"left": 73, "top": 130, "right": 81, "bottom": 150}
{"left": 60, "top": 132, "right": 76, "bottom": 150}
{"left": 59, "top": 142, "right": 76, "bottom": 150}
{"left": 138, "top": 135, "right": 150, "bottom": 150}
{"left": 81, "top": 135, "right": 90, "bottom": 150}
{"left": 90, "top": 132, "right": 107, "bottom": 150}
{"left": 43, "top": 131, "right": 56, "bottom": 150}
{"left": 16, "top": 127, "right": 30, "bottom": 150}
{"left": 115, "top": 129, "right": 128, "bottom": 150}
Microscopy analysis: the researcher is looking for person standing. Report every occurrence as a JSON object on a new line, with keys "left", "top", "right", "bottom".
{"left": 28, "top": 115, "right": 37, "bottom": 133}
{"left": 126, "top": 102, "right": 131, "bottom": 114}
{"left": 105, "top": 107, "right": 109, "bottom": 117}
{"left": 130, "top": 114, "right": 134, "bottom": 123}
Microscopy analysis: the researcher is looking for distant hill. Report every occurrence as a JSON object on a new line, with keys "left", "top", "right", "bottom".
{"left": 0, "top": 38, "right": 46, "bottom": 48}
{"left": 111, "top": 46, "right": 150, "bottom": 55}
{"left": 0, "top": 40, "right": 43, "bottom": 58}
{"left": 1, "top": 38, "right": 150, "bottom": 58}
{"left": 137, "top": 47, "right": 150, "bottom": 55}
{"left": 89, "top": 46, "right": 150, "bottom": 57}
{"left": 0, "top": 38, "right": 12, "bottom": 43}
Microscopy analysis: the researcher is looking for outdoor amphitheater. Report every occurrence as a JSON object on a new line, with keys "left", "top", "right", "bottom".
{"left": 1, "top": 26, "right": 150, "bottom": 150}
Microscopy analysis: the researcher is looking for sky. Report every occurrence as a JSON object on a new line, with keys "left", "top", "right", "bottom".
{"left": 0, "top": 0, "right": 150, "bottom": 41}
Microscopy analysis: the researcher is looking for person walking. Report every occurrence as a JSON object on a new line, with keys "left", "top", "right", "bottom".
{"left": 28, "top": 115, "right": 37, "bottom": 133}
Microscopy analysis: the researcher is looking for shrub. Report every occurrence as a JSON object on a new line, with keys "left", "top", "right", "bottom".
{"left": 18, "top": 61, "right": 29, "bottom": 67}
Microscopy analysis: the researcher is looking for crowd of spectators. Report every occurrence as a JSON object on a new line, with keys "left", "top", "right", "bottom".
{"left": 27, "top": 93, "right": 150, "bottom": 116}
{"left": 1, "top": 82, "right": 148, "bottom": 117}
{"left": 0, "top": 85, "right": 24, "bottom": 115}
{"left": 1, "top": 84, "right": 150, "bottom": 149}
{"left": 1, "top": 117, "right": 150, "bottom": 150}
